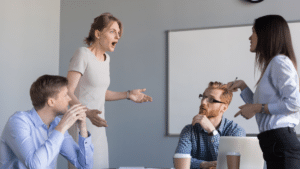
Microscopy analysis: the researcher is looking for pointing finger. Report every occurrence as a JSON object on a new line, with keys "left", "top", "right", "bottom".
{"left": 234, "top": 111, "right": 242, "bottom": 118}
{"left": 238, "top": 104, "right": 247, "bottom": 109}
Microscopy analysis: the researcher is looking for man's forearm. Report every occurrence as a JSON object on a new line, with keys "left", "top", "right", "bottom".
{"left": 55, "top": 123, "right": 68, "bottom": 134}
{"left": 79, "top": 122, "right": 88, "bottom": 138}
{"left": 80, "top": 129, "right": 88, "bottom": 138}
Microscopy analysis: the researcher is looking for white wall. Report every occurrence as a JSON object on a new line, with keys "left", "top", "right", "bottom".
{"left": 0, "top": 0, "right": 60, "bottom": 134}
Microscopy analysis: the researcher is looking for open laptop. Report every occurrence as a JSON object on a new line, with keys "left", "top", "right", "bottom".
{"left": 216, "top": 136, "right": 264, "bottom": 169}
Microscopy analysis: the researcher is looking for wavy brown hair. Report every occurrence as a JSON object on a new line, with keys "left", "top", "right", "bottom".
{"left": 253, "top": 15, "right": 297, "bottom": 85}
{"left": 84, "top": 12, "right": 123, "bottom": 46}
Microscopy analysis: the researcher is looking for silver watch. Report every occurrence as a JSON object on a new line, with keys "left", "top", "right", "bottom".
{"left": 211, "top": 130, "right": 218, "bottom": 136}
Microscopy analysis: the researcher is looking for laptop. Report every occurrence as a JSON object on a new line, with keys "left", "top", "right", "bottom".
{"left": 216, "top": 136, "right": 264, "bottom": 169}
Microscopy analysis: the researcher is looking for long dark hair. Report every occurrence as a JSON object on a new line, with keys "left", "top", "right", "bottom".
{"left": 254, "top": 15, "right": 297, "bottom": 84}
{"left": 84, "top": 12, "right": 123, "bottom": 46}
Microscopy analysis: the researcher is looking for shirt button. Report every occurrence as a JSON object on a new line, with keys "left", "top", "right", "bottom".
{"left": 85, "top": 142, "right": 87, "bottom": 144}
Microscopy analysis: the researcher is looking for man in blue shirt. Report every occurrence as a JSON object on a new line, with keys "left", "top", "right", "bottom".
{"left": 0, "top": 75, "right": 93, "bottom": 169}
{"left": 174, "top": 81, "right": 246, "bottom": 169}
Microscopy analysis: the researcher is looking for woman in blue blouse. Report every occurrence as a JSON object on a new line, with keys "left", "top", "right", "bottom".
{"left": 228, "top": 15, "right": 300, "bottom": 169}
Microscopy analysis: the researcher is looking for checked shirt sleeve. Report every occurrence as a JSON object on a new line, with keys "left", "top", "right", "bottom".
{"left": 175, "top": 125, "right": 205, "bottom": 169}
{"left": 208, "top": 133, "right": 221, "bottom": 161}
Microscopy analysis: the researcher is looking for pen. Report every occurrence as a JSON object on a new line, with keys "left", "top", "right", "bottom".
{"left": 230, "top": 77, "right": 238, "bottom": 88}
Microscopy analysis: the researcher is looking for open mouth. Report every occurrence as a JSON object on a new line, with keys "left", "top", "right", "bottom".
{"left": 112, "top": 42, "right": 117, "bottom": 47}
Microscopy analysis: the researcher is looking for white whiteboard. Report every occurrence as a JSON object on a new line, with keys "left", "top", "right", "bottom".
{"left": 168, "top": 22, "right": 300, "bottom": 136}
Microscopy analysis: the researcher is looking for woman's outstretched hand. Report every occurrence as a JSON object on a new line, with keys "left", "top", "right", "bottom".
{"left": 86, "top": 109, "right": 108, "bottom": 127}
{"left": 129, "top": 88, "right": 153, "bottom": 103}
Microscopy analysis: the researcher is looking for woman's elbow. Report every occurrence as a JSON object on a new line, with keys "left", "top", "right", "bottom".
{"left": 286, "top": 103, "right": 300, "bottom": 114}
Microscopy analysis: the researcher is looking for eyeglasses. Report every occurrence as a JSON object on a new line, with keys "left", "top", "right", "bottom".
{"left": 199, "top": 94, "right": 224, "bottom": 104}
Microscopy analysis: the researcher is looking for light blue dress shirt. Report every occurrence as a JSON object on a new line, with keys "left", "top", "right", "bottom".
{"left": 175, "top": 117, "right": 246, "bottom": 169}
{"left": 0, "top": 108, "right": 94, "bottom": 169}
{"left": 241, "top": 55, "right": 300, "bottom": 133}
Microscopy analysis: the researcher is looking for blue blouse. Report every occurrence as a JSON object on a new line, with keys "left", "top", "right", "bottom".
{"left": 241, "top": 55, "right": 300, "bottom": 132}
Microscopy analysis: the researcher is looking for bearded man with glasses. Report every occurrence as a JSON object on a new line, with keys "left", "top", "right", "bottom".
{"left": 174, "top": 81, "right": 246, "bottom": 169}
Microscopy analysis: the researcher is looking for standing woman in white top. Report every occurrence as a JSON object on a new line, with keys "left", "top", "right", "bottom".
{"left": 67, "top": 13, "right": 152, "bottom": 169}
{"left": 228, "top": 15, "right": 300, "bottom": 169}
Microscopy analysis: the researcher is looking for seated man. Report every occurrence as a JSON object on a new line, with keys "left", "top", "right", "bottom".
{"left": 0, "top": 75, "right": 93, "bottom": 169}
{"left": 174, "top": 81, "right": 246, "bottom": 169}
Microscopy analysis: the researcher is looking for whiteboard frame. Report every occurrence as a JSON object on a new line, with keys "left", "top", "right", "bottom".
{"left": 167, "top": 21, "right": 300, "bottom": 136}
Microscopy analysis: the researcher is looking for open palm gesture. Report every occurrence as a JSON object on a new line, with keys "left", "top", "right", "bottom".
{"left": 129, "top": 88, "right": 153, "bottom": 103}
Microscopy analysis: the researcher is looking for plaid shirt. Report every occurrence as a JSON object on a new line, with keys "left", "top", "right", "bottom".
{"left": 175, "top": 117, "right": 246, "bottom": 169}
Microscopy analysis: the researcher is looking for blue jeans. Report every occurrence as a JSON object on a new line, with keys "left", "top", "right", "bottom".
{"left": 257, "top": 127, "right": 300, "bottom": 169}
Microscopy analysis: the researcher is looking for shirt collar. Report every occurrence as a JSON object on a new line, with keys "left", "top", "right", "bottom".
{"left": 217, "top": 116, "right": 226, "bottom": 133}
{"left": 29, "top": 108, "right": 45, "bottom": 127}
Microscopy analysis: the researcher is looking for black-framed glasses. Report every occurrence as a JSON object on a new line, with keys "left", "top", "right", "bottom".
{"left": 199, "top": 94, "right": 225, "bottom": 104}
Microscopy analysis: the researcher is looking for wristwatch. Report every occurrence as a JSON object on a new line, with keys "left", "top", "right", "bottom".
{"left": 261, "top": 104, "right": 265, "bottom": 113}
{"left": 127, "top": 90, "right": 131, "bottom": 100}
{"left": 209, "top": 129, "right": 218, "bottom": 136}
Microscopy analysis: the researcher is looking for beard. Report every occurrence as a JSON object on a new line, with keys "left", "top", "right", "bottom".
{"left": 199, "top": 105, "right": 220, "bottom": 118}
